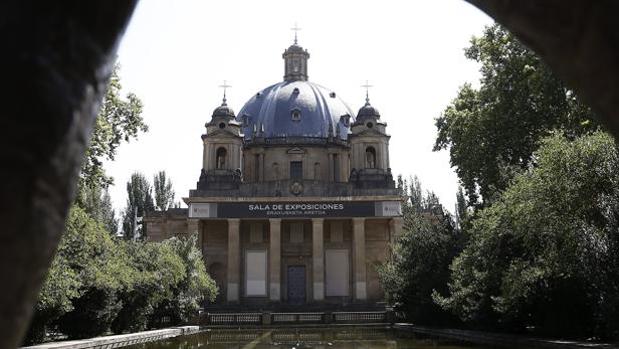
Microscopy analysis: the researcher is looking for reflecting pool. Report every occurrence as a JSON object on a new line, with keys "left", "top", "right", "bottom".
{"left": 124, "top": 327, "right": 484, "bottom": 349}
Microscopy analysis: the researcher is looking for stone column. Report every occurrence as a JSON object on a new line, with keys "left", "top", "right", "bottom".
{"left": 352, "top": 218, "right": 367, "bottom": 301}
{"left": 269, "top": 219, "right": 281, "bottom": 301}
{"left": 389, "top": 217, "right": 403, "bottom": 244}
{"left": 312, "top": 218, "right": 325, "bottom": 301}
{"left": 226, "top": 219, "right": 240, "bottom": 302}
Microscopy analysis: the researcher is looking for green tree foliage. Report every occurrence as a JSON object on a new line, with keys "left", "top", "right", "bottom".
{"left": 73, "top": 63, "right": 146, "bottom": 234}
{"left": 434, "top": 24, "right": 598, "bottom": 207}
{"left": 153, "top": 171, "right": 175, "bottom": 211}
{"left": 122, "top": 172, "right": 155, "bottom": 239}
{"left": 78, "top": 185, "right": 118, "bottom": 235}
{"left": 25, "top": 252, "right": 81, "bottom": 343}
{"left": 78, "top": 64, "right": 147, "bottom": 193}
{"left": 55, "top": 207, "right": 131, "bottom": 339}
{"left": 454, "top": 187, "right": 470, "bottom": 231}
{"left": 379, "top": 177, "right": 462, "bottom": 325}
{"left": 111, "top": 241, "right": 185, "bottom": 334}
{"left": 23, "top": 206, "right": 130, "bottom": 343}
{"left": 434, "top": 132, "right": 619, "bottom": 338}
{"left": 25, "top": 208, "right": 217, "bottom": 343}
{"left": 151, "top": 235, "right": 217, "bottom": 326}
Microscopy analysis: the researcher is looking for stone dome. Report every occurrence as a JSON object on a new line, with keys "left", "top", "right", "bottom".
{"left": 212, "top": 99, "right": 235, "bottom": 119}
{"left": 356, "top": 100, "right": 380, "bottom": 121}
{"left": 237, "top": 80, "right": 355, "bottom": 140}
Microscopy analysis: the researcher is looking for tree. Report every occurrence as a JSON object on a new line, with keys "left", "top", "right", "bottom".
{"left": 100, "top": 188, "right": 118, "bottom": 235}
{"left": 111, "top": 240, "right": 185, "bottom": 334}
{"left": 379, "top": 178, "right": 462, "bottom": 325}
{"left": 78, "top": 64, "right": 147, "bottom": 193}
{"left": 24, "top": 206, "right": 133, "bottom": 342}
{"left": 454, "top": 187, "right": 469, "bottom": 231}
{"left": 153, "top": 171, "right": 175, "bottom": 211}
{"left": 77, "top": 185, "right": 118, "bottom": 235}
{"left": 73, "top": 63, "right": 145, "bottom": 233}
{"left": 151, "top": 235, "right": 217, "bottom": 326}
{"left": 434, "top": 131, "right": 619, "bottom": 338}
{"left": 26, "top": 210, "right": 218, "bottom": 342}
{"left": 434, "top": 24, "right": 598, "bottom": 207}
{"left": 122, "top": 172, "right": 155, "bottom": 239}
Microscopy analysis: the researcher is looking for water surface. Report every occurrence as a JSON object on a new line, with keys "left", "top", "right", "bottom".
{"left": 124, "top": 327, "right": 483, "bottom": 349}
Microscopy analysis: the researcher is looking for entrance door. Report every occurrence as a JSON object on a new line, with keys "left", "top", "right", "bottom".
{"left": 287, "top": 266, "right": 306, "bottom": 304}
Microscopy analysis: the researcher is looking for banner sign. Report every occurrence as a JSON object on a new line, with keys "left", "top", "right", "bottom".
{"left": 189, "top": 201, "right": 401, "bottom": 219}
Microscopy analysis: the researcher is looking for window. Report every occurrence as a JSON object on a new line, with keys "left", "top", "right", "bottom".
{"left": 245, "top": 250, "right": 267, "bottom": 296}
{"left": 290, "top": 222, "right": 304, "bottom": 243}
{"left": 290, "top": 161, "right": 303, "bottom": 179}
{"left": 216, "top": 147, "right": 227, "bottom": 169}
{"left": 291, "top": 108, "right": 301, "bottom": 121}
{"left": 365, "top": 147, "right": 376, "bottom": 169}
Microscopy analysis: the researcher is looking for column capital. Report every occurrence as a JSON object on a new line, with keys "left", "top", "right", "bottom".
{"left": 228, "top": 218, "right": 240, "bottom": 227}
{"left": 311, "top": 218, "right": 324, "bottom": 224}
{"left": 352, "top": 217, "right": 365, "bottom": 225}
{"left": 269, "top": 218, "right": 282, "bottom": 224}
{"left": 389, "top": 216, "right": 403, "bottom": 226}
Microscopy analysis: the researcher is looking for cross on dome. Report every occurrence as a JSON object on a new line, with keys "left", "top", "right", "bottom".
{"left": 218, "top": 80, "right": 232, "bottom": 105}
{"left": 361, "top": 80, "right": 373, "bottom": 105}
{"left": 291, "top": 23, "right": 301, "bottom": 45}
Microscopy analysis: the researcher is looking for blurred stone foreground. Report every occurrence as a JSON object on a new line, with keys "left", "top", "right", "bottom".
{"left": 1, "top": 1, "right": 618, "bottom": 348}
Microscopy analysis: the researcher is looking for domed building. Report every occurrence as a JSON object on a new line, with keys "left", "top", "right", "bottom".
{"left": 145, "top": 39, "right": 402, "bottom": 309}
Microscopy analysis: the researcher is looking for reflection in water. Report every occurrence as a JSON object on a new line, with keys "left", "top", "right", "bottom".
{"left": 124, "top": 327, "right": 479, "bottom": 349}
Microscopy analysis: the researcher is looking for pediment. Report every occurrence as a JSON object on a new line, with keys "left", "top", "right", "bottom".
{"left": 287, "top": 147, "right": 306, "bottom": 154}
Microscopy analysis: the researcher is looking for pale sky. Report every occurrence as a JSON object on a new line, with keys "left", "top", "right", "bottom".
{"left": 108, "top": 0, "right": 493, "bottom": 216}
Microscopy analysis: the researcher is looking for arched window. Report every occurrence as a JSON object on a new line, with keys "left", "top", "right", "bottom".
{"left": 366, "top": 147, "right": 377, "bottom": 169}
{"left": 216, "top": 147, "right": 227, "bottom": 169}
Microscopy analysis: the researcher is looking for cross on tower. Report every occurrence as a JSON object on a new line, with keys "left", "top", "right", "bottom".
{"left": 218, "top": 80, "right": 232, "bottom": 104}
{"left": 291, "top": 23, "right": 301, "bottom": 44}
{"left": 361, "top": 80, "right": 373, "bottom": 104}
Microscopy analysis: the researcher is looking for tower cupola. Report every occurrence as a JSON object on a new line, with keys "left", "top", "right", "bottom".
{"left": 283, "top": 25, "right": 310, "bottom": 81}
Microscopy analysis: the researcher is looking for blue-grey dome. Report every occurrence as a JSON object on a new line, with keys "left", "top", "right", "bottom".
{"left": 237, "top": 81, "right": 355, "bottom": 140}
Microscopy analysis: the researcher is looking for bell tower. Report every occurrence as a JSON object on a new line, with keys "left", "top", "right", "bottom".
{"left": 197, "top": 83, "right": 243, "bottom": 191}
{"left": 349, "top": 83, "right": 394, "bottom": 189}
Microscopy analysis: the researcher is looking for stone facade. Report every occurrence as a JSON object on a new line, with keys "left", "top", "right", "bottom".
{"left": 144, "top": 40, "right": 403, "bottom": 308}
